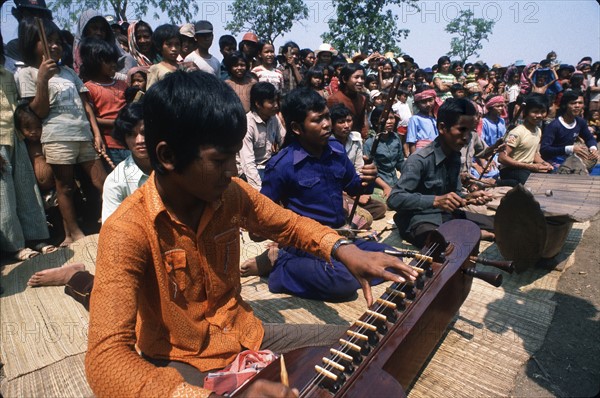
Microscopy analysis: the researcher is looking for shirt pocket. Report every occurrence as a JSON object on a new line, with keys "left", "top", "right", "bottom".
{"left": 163, "top": 249, "right": 190, "bottom": 300}
{"left": 424, "top": 178, "right": 444, "bottom": 193}
{"left": 213, "top": 228, "right": 240, "bottom": 278}
{"left": 297, "top": 176, "right": 322, "bottom": 204}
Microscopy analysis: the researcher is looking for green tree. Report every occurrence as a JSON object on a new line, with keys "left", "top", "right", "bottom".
{"left": 225, "top": 0, "right": 308, "bottom": 43}
{"left": 445, "top": 9, "right": 495, "bottom": 63}
{"left": 50, "top": 0, "right": 199, "bottom": 28}
{"left": 321, "top": 0, "right": 418, "bottom": 55}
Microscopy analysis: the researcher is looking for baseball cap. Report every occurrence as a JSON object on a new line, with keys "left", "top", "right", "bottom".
{"left": 179, "top": 23, "right": 195, "bottom": 38}
{"left": 194, "top": 20, "right": 213, "bottom": 34}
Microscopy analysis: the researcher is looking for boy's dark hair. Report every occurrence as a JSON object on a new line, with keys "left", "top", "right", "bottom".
{"left": 281, "top": 87, "right": 327, "bottom": 146}
{"left": 558, "top": 90, "right": 583, "bottom": 116}
{"left": 223, "top": 51, "right": 249, "bottom": 73}
{"left": 299, "top": 48, "right": 313, "bottom": 61}
{"left": 18, "top": 17, "right": 62, "bottom": 66}
{"left": 451, "top": 61, "right": 462, "bottom": 70}
{"left": 339, "top": 63, "right": 365, "bottom": 89}
{"left": 437, "top": 98, "right": 476, "bottom": 129}
{"left": 112, "top": 102, "right": 144, "bottom": 147}
{"left": 331, "top": 55, "right": 348, "bottom": 70}
{"left": 250, "top": 82, "right": 277, "bottom": 112}
{"left": 256, "top": 40, "right": 271, "bottom": 54}
{"left": 79, "top": 37, "right": 119, "bottom": 80}
{"left": 365, "top": 75, "right": 377, "bottom": 88}
{"left": 218, "top": 34, "right": 236, "bottom": 50}
{"left": 329, "top": 103, "right": 352, "bottom": 124}
{"left": 143, "top": 71, "right": 246, "bottom": 174}
{"left": 152, "top": 24, "right": 180, "bottom": 55}
{"left": 397, "top": 88, "right": 409, "bottom": 97}
{"left": 522, "top": 93, "right": 549, "bottom": 115}
{"left": 14, "top": 102, "right": 41, "bottom": 133}
{"left": 450, "top": 83, "right": 464, "bottom": 94}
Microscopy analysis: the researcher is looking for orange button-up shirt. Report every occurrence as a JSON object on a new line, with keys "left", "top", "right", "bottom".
{"left": 85, "top": 175, "right": 341, "bottom": 397}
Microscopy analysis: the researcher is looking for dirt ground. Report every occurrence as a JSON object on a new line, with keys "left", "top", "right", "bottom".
{"left": 511, "top": 219, "right": 600, "bottom": 398}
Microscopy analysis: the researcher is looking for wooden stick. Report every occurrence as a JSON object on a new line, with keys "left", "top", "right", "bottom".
{"left": 280, "top": 354, "right": 289, "bottom": 387}
{"left": 35, "top": 17, "right": 51, "bottom": 60}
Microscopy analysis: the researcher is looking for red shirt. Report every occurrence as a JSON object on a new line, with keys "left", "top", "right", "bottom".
{"left": 84, "top": 79, "right": 128, "bottom": 149}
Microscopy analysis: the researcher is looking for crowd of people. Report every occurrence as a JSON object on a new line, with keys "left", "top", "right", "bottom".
{"left": 1, "top": 0, "right": 599, "bottom": 396}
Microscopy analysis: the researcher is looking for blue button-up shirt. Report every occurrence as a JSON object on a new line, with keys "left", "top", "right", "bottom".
{"left": 387, "top": 137, "right": 462, "bottom": 234}
{"left": 261, "top": 137, "right": 372, "bottom": 228}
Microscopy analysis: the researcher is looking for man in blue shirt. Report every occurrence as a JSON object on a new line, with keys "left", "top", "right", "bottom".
{"left": 252, "top": 88, "right": 396, "bottom": 301}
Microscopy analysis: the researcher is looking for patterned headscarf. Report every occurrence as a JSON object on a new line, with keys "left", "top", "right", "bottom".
{"left": 128, "top": 21, "right": 152, "bottom": 67}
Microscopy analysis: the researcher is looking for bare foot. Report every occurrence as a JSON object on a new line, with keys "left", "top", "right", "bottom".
{"left": 240, "top": 246, "right": 278, "bottom": 277}
{"left": 59, "top": 236, "right": 74, "bottom": 248}
{"left": 27, "top": 263, "right": 85, "bottom": 287}
{"left": 481, "top": 230, "right": 495, "bottom": 241}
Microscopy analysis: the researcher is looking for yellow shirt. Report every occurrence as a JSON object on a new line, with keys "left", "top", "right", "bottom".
{"left": 85, "top": 175, "right": 341, "bottom": 397}
{"left": 505, "top": 124, "right": 541, "bottom": 164}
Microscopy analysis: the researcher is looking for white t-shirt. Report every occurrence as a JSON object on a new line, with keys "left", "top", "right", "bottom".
{"left": 184, "top": 51, "right": 220, "bottom": 75}
{"left": 16, "top": 66, "right": 92, "bottom": 143}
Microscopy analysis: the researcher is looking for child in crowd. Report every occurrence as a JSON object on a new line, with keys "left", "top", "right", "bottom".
{"left": 498, "top": 94, "right": 554, "bottom": 186}
{"left": 330, "top": 104, "right": 386, "bottom": 223}
{"left": 184, "top": 20, "right": 220, "bottom": 75}
{"left": 365, "top": 106, "right": 405, "bottom": 201}
{"left": 450, "top": 83, "right": 466, "bottom": 98}
{"left": 327, "top": 63, "right": 369, "bottom": 138}
{"left": 406, "top": 89, "right": 438, "bottom": 154}
{"left": 102, "top": 102, "right": 151, "bottom": 222}
{"left": 127, "top": 20, "right": 155, "bottom": 66}
{"left": 277, "top": 41, "right": 302, "bottom": 96}
{"left": 365, "top": 75, "right": 378, "bottom": 91}
{"left": 238, "top": 82, "right": 282, "bottom": 190}
{"left": 251, "top": 41, "right": 284, "bottom": 92}
{"left": 588, "top": 109, "right": 600, "bottom": 140}
{"left": 146, "top": 24, "right": 181, "bottom": 88}
{"left": 540, "top": 91, "right": 598, "bottom": 172}
{"left": 433, "top": 56, "right": 457, "bottom": 102}
{"left": 1, "top": 54, "right": 54, "bottom": 260}
{"left": 14, "top": 104, "right": 55, "bottom": 193}
{"left": 224, "top": 51, "right": 256, "bottom": 112}
{"left": 81, "top": 38, "right": 129, "bottom": 165}
{"left": 218, "top": 34, "right": 237, "bottom": 80}
{"left": 301, "top": 66, "right": 327, "bottom": 98}
{"left": 482, "top": 95, "right": 507, "bottom": 147}
{"left": 178, "top": 23, "right": 196, "bottom": 60}
{"left": 392, "top": 89, "right": 412, "bottom": 155}
{"left": 17, "top": 17, "right": 107, "bottom": 246}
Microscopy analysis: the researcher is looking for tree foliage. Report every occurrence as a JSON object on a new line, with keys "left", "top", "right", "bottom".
{"left": 445, "top": 9, "right": 495, "bottom": 63}
{"left": 50, "top": 0, "right": 199, "bottom": 28}
{"left": 225, "top": 0, "right": 309, "bottom": 44}
{"left": 321, "top": 0, "right": 417, "bottom": 55}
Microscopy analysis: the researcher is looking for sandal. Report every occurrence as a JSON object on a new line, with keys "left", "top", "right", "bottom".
{"left": 13, "top": 247, "right": 40, "bottom": 261}
{"left": 31, "top": 243, "right": 59, "bottom": 254}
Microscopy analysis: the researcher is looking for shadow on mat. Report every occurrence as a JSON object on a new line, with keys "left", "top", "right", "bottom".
{"left": 484, "top": 288, "right": 599, "bottom": 397}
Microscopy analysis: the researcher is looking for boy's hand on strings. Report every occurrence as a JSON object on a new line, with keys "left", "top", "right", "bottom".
{"left": 359, "top": 156, "right": 378, "bottom": 186}
{"left": 37, "top": 55, "right": 58, "bottom": 82}
{"left": 335, "top": 244, "right": 418, "bottom": 307}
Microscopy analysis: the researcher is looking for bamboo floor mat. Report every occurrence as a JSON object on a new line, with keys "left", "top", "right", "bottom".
{"left": 0, "top": 216, "right": 588, "bottom": 397}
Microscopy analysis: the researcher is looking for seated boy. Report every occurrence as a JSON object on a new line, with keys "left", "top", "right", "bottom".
{"left": 498, "top": 94, "right": 554, "bottom": 186}
{"left": 330, "top": 103, "right": 386, "bottom": 223}
{"left": 406, "top": 89, "right": 438, "bottom": 154}
{"left": 238, "top": 82, "right": 282, "bottom": 190}
{"left": 251, "top": 88, "right": 400, "bottom": 302}
{"left": 85, "top": 71, "right": 417, "bottom": 397}
{"left": 387, "top": 98, "right": 493, "bottom": 248}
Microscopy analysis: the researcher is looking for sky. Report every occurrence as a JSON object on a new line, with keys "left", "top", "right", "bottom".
{"left": 2, "top": 0, "right": 599, "bottom": 67}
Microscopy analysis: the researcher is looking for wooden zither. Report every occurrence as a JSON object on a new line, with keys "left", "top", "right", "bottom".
{"left": 233, "top": 219, "right": 512, "bottom": 397}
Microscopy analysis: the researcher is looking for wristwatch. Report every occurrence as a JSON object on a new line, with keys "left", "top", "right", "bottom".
{"left": 331, "top": 238, "right": 354, "bottom": 260}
